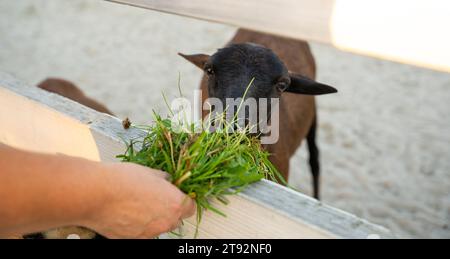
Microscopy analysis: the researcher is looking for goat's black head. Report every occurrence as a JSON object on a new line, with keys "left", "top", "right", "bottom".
{"left": 179, "top": 43, "right": 337, "bottom": 134}
{"left": 180, "top": 43, "right": 336, "bottom": 102}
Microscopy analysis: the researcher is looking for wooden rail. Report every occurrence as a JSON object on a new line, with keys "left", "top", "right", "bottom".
{"left": 106, "top": 0, "right": 450, "bottom": 73}
{"left": 0, "top": 72, "right": 394, "bottom": 238}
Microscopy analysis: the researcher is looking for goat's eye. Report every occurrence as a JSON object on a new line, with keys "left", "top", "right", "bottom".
{"left": 204, "top": 66, "right": 214, "bottom": 76}
{"left": 276, "top": 77, "right": 290, "bottom": 92}
{"left": 276, "top": 82, "right": 289, "bottom": 92}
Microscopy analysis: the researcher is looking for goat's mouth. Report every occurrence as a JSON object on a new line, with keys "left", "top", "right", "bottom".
{"left": 194, "top": 108, "right": 279, "bottom": 145}
{"left": 201, "top": 96, "right": 278, "bottom": 143}
{"left": 204, "top": 113, "right": 271, "bottom": 135}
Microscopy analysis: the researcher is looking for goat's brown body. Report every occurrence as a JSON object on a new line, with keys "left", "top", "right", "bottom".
{"left": 38, "top": 78, "right": 114, "bottom": 115}
{"left": 200, "top": 29, "right": 317, "bottom": 181}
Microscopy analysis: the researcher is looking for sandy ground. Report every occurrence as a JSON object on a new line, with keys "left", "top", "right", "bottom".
{"left": 1, "top": 0, "right": 449, "bottom": 238}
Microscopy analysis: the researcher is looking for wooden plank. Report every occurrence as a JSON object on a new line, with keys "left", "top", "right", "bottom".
{"left": 106, "top": 0, "right": 334, "bottom": 45}
{"left": 105, "top": 0, "right": 450, "bottom": 73}
{"left": 0, "top": 72, "right": 394, "bottom": 238}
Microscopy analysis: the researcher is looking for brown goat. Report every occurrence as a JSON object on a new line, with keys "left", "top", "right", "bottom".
{"left": 182, "top": 29, "right": 336, "bottom": 199}
{"left": 38, "top": 78, "right": 114, "bottom": 115}
{"left": 28, "top": 29, "right": 333, "bottom": 239}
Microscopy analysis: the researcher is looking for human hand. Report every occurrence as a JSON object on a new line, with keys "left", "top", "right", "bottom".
{"left": 82, "top": 162, "right": 196, "bottom": 239}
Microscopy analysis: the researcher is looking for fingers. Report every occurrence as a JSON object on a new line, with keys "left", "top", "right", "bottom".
{"left": 179, "top": 195, "right": 196, "bottom": 219}
{"left": 148, "top": 168, "right": 170, "bottom": 180}
{"left": 120, "top": 162, "right": 170, "bottom": 180}
{"left": 170, "top": 220, "right": 183, "bottom": 233}
{"left": 144, "top": 167, "right": 195, "bottom": 218}
{"left": 130, "top": 163, "right": 194, "bottom": 218}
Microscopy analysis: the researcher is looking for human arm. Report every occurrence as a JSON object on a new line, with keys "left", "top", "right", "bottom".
{"left": 0, "top": 143, "right": 195, "bottom": 238}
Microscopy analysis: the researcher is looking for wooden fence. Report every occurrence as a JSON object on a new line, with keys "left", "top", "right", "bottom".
{"left": 0, "top": 72, "right": 393, "bottom": 238}
{"left": 107, "top": 0, "right": 450, "bottom": 73}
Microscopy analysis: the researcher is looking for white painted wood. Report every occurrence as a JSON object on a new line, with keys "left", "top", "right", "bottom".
{"left": 0, "top": 72, "right": 394, "bottom": 238}
{"left": 105, "top": 0, "right": 450, "bottom": 72}
{"left": 107, "top": 0, "right": 333, "bottom": 43}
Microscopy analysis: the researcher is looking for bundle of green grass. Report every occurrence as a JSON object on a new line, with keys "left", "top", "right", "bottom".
{"left": 117, "top": 112, "right": 282, "bottom": 235}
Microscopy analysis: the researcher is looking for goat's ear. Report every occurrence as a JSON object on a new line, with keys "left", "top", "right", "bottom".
{"left": 286, "top": 73, "right": 337, "bottom": 95}
{"left": 178, "top": 53, "right": 210, "bottom": 70}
